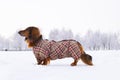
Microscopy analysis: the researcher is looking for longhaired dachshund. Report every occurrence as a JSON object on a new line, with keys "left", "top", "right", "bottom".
{"left": 18, "top": 26, "right": 93, "bottom": 66}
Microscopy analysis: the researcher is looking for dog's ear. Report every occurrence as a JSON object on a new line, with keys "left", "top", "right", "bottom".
{"left": 28, "top": 27, "right": 41, "bottom": 41}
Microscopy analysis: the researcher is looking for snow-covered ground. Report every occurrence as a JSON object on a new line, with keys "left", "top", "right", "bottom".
{"left": 0, "top": 50, "right": 120, "bottom": 80}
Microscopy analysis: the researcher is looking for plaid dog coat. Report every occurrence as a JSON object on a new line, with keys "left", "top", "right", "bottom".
{"left": 33, "top": 39, "right": 82, "bottom": 60}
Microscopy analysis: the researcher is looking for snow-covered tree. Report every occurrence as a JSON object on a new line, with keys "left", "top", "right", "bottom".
{"left": 49, "top": 29, "right": 59, "bottom": 41}
{"left": 0, "top": 35, "right": 4, "bottom": 50}
{"left": 11, "top": 31, "right": 28, "bottom": 51}
{"left": 82, "top": 30, "right": 120, "bottom": 50}
{"left": 49, "top": 28, "right": 74, "bottom": 41}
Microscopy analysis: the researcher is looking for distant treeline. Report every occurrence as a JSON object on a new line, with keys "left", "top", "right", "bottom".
{"left": 0, "top": 28, "right": 120, "bottom": 51}
{"left": 49, "top": 29, "right": 120, "bottom": 50}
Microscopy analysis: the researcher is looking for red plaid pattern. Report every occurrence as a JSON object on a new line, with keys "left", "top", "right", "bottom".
{"left": 33, "top": 39, "right": 82, "bottom": 60}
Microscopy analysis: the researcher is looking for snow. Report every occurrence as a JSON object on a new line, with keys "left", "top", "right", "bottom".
{"left": 0, "top": 50, "right": 120, "bottom": 80}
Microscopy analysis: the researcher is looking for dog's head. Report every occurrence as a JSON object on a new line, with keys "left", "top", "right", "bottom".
{"left": 80, "top": 52, "right": 93, "bottom": 66}
{"left": 18, "top": 26, "right": 42, "bottom": 47}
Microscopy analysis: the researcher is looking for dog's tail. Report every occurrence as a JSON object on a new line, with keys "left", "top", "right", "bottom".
{"left": 80, "top": 53, "right": 93, "bottom": 66}
{"left": 77, "top": 42, "right": 93, "bottom": 66}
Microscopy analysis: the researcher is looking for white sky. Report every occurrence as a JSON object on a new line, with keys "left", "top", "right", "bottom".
{"left": 0, "top": 0, "right": 120, "bottom": 38}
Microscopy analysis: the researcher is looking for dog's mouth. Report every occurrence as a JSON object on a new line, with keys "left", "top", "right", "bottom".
{"left": 25, "top": 37, "right": 33, "bottom": 43}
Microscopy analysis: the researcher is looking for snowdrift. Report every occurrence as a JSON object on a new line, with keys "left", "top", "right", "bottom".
{"left": 0, "top": 50, "right": 120, "bottom": 80}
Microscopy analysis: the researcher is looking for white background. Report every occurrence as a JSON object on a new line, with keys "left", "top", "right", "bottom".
{"left": 0, "top": 0, "right": 120, "bottom": 38}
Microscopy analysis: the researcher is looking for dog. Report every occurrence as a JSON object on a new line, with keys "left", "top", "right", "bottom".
{"left": 18, "top": 26, "right": 93, "bottom": 66}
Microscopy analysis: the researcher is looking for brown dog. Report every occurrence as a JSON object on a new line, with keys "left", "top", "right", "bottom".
{"left": 18, "top": 26, "right": 93, "bottom": 66}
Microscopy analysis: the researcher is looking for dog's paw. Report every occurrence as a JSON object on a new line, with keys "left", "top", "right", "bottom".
{"left": 71, "top": 63, "right": 77, "bottom": 66}
{"left": 37, "top": 62, "right": 42, "bottom": 65}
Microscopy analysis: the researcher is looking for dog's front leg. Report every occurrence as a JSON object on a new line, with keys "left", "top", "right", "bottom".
{"left": 37, "top": 59, "right": 43, "bottom": 65}
{"left": 42, "top": 57, "right": 50, "bottom": 65}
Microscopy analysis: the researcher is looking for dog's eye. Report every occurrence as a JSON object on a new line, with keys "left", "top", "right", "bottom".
{"left": 25, "top": 37, "right": 28, "bottom": 40}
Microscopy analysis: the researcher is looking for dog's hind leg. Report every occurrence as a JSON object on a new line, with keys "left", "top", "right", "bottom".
{"left": 71, "top": 59, "right": 78, "bottom": 66}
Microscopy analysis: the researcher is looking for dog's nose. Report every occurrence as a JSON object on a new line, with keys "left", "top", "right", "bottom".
{"left": 18, "top": 31, "right": 23, "bottom": 36}
{"left": 18, "top": 31, "right": 21, "bottom": 35}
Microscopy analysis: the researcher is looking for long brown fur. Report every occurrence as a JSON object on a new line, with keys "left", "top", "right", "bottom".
{"left": 18, "top": 26, "right": 93, "bottom": 66}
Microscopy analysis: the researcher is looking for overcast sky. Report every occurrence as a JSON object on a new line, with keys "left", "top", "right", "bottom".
{"left": 0, "top": 0, "right": 120, "bottom": 38}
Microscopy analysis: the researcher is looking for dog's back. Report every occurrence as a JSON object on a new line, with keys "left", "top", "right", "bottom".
{"left": 50, "top": 40, "right": 82, "bottom": 60}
